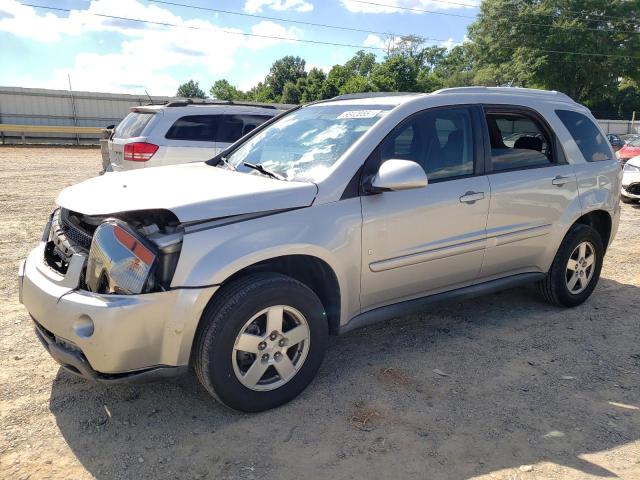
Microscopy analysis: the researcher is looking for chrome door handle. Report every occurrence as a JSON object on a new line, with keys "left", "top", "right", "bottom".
{"left": 552, "top": 175, "right": 570, "bottom": 187}
{"left": 459, "top": 191, "right": 485, "bottom": 204}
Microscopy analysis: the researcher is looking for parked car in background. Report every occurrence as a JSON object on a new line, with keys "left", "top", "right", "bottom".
{"left": 620, "top": 134, "right": 640, "bottom": 143}
{"left": 621, "top": 155, "right": 640, "bottom": 203}
{"left": 616, "top": 137, "right": 640, "bottom": 164}
{"left": 607, "top": 133, "right": 625, "bottom": 151}
{"left": 20, "top": 87, "right": 621, "bottom": 412}
{"left": 106, "top": 100, "right": 291, "bottom": 171}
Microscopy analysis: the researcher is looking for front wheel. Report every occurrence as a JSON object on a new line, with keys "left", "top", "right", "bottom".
{"left": 192, "top": 273, "right": 328, "bottom": 412}
{"left": 537, "top": 224, "right": 604, "bottom": 307}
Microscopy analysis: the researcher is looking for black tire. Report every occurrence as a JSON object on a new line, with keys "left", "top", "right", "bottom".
{"left": 192, "top": 273, "right": 328, "bottom": 412}
{"left": 537, "top": 224, "right": 604, "bottom": 307}
{"left": 621, "top": 196, "right": 637, "bottom": 205}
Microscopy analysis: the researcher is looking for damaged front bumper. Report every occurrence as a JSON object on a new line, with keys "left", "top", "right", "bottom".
{"left": 19, "top": 242, "right": 217, "bottom": 382}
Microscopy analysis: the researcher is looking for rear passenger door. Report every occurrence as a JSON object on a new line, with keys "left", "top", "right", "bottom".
{"left": 478, "top": 106, "right": 579, "bottom": 279}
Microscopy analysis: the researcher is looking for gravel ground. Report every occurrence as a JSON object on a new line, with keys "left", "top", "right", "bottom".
{"left": 1, "top": 146, "right": 639, "bottom": 480}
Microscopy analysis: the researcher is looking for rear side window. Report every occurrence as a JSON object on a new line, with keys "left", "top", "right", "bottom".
{"left": 217, "top": 115, "right": 274, "bottom": 143}
{"left": 165, "top": 115, "right": 220, "bottom": 141}
{"left": 556, "top": 110, "right": 613, "bottom": 162}
{"left": 485, "top": 111, "right": 553, "bottom": 172}
{"left": 165, "top": 114, "right": 273, "bottom": 142}
{"left": 114, "top": 112, "right": 154, "bottom": 139}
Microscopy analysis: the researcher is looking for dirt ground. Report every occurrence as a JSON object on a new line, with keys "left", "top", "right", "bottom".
{"left": 1, "top": 146, "right": 639, "bottom": 480}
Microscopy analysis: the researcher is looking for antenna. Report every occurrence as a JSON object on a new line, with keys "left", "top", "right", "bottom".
{"left": 144, "top": 89, "right": 153, "bottom": 104}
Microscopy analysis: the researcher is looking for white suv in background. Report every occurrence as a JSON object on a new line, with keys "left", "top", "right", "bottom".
{"left": 106, "top": 101, "right": 290, "bottom": 171}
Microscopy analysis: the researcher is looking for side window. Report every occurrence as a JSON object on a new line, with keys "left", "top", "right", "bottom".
{"left": 485, "top": 111, "right": 553, "bottom": 172}
{"left": 216, "top": 115, "right": 274, "bottom": 143}
{"left": 556, "top": 110, "right": 613, "bottom": 162}
{"left": 380, "top": 107, "right": 474, "bottom": 181}
{"left": 216, "top": 117, "right": 244, "bottom": 143}
{"left": 165, "top": 115, "right": 220, "bottom": 141}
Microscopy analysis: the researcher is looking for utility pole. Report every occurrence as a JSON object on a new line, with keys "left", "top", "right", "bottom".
{"left": 631, "top": 111, "right": 636, "bottom": 134}
{"left": 68, "top": 74, "right": 80, "bottom": 146}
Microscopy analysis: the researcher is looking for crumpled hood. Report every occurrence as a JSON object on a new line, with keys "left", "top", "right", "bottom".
{"left": 56, "top": 163, "right": 318, "bottom": 222}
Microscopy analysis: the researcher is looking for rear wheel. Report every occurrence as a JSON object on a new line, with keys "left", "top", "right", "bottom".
{"left": 537, "top": 224, "right": 604, "bottom": 307}
{"left": 621, "top": 196, "right": 637, "bottom": 204}
{"left": 192, "top": 273, "right": 328, "bottom": 412}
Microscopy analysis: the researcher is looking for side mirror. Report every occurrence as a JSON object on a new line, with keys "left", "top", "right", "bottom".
{"left": 370, "top": 159, "right": 428, "bottom": 192}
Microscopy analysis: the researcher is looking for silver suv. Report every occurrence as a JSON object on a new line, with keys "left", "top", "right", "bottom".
{"left": 106, "top": 100, "right": 289, "bottom": 171}
{"left": 19, "top": 88, "right": 621, "bottom": 412}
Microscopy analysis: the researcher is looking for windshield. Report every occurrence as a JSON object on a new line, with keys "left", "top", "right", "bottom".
{"left": 223, "top": 104, "right": 392, "bottom": 181}
{"left": 628, "top": 137, "right": 640, "bottom": 147}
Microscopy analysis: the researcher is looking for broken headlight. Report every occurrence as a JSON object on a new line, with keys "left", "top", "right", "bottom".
{"left": 85, "top": 219, "right": 157, "bottom": 295}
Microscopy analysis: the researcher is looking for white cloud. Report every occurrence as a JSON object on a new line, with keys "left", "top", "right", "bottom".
{"left": 244, "top": 0, "right": 314, "bottom": 14}
{"left": 247, "top": 20, "right": 301, "bottom": 49}
{"left": 341, "top": 0, "right": 477, "bottom": 13}
{"left": 362, "top": 33, "right": 400, "bottom": 52}
{"left": 440, "top": 34, "right": 470, "bottom": 50}
{"left": 0, "top": 0, "right": 301, "bottom": 95}
{"left": 363, "top": 34, "right": 384, "bottom": 49}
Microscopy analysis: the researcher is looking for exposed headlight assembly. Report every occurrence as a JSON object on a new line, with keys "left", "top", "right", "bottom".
{"left": 85, "top": 219, "right": 158, "bottom": 294}
{"left": 623, "top": 163, "right": 640, "bottom": 173}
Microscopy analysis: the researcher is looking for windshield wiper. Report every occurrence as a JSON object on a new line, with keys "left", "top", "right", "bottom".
{"left": 243, "top": 162, "right": 283, "bottom": 180}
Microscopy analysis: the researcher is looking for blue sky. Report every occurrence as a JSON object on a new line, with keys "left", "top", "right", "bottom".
{"left": 0, "top": 0, "right": 478, "bottom": 96}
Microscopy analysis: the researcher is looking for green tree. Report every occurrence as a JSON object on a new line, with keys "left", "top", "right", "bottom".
{"left": 265, "top": 56, "right": 307, "bottom": 99}
{"left": 281, "top": 81, "right": 302, "bottom": 104}
{"left": 301, "top": 68, "right": 329, "bottom": 102}
{"left": 246, "top": 82, "right": 275, "bottom": 103}
{"left": 371, "top": 55, "right": 420, "bottom": 92}
{"left": 176, "top": 80, "right": 207, "bottom": 98}
{"left": 467, "top": 0, "right": 640, "bottom": 102}
{"left": 344, "top": 50, "right": 377, "bottom": 77}
{"left": 209, "top": 79, "right": 244, "bottom": 101}
{"left": 432, "top": 44, "right": 476, "bottom": 88}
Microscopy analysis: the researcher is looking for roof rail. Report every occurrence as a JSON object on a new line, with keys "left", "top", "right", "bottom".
{"left": 331, "top": 92, "right": 423, "bottom": 101}
{"left": 432, "top": 86, "right": 574, "bottom": 102}
{"left": 161, "top": 98, "right": 296, "bottom": 110}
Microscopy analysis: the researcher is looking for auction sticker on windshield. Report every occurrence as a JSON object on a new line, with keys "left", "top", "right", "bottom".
{"left": 337, "top": 110, "right": 382, "bottom": 119}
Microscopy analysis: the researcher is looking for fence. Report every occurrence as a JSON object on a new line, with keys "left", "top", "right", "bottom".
{"left": 597, "top": 118, "right": 639, "bottom": 135}
{"left": 1, "top": 86, "right": 639, "bottom": 144}
{"left": 0, "top": 86, "right": 175, "bottom": 145}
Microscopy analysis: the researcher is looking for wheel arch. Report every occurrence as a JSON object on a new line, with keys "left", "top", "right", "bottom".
{"left": 572, "top": 209, "right": 613, "bottom": 251}
{"left": 198, "top": 254, "right": 342, "bottom": 337}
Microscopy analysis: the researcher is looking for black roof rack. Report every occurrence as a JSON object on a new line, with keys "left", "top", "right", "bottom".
{"left": 162, "top": 99, "right": 295, "bottom": 110}
{"left": 330, "top": 92, "right": 423, "bottom": 101}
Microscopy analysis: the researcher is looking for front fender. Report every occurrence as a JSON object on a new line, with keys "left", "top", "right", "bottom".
{"left": 171, "top": 199, "right": 363, "bottom": 326}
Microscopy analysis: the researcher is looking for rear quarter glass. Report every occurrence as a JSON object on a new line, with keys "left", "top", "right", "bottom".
{"left": 114, "top": 112, "right": 155, "bottom": 139}
{"left": 555, "top": 109, "right": 614, "bottom": 162}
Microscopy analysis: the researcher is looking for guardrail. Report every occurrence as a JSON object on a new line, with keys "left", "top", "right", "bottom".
{"left": 0, "top": 124, "right": 104, "bottom": 144}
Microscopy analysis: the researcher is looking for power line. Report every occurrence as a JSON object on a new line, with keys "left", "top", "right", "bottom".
{"left": 19, "top": 2, "right": 640, "bottom": 60}
{"left": 350, "top": 0, "right": 636, "bottom": 24}
{"left": 148, "top": 0, "right": 640, "bottom": 38}
{"left": 348, "top": 0, "right": 640, "bottom": 32}
{"left": 146, "top": 0, "right": 452, "bottom": 43}
{"left": 22, "top": 3, "right": 389, "bottom": 50}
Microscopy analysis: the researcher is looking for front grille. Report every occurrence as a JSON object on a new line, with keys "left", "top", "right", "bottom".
{"left": 626, "top": 183, "right": 640, "bottom": 195}
{"left": 60, "top": 209, "right": 93, "bottom": 250}
{"left": 45, "top": 208, "right": 94, "bottom": 273}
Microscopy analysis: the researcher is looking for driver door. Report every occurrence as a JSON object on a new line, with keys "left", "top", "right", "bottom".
{"left": 360, "top": 105, "right": 490, "bottom": 311}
